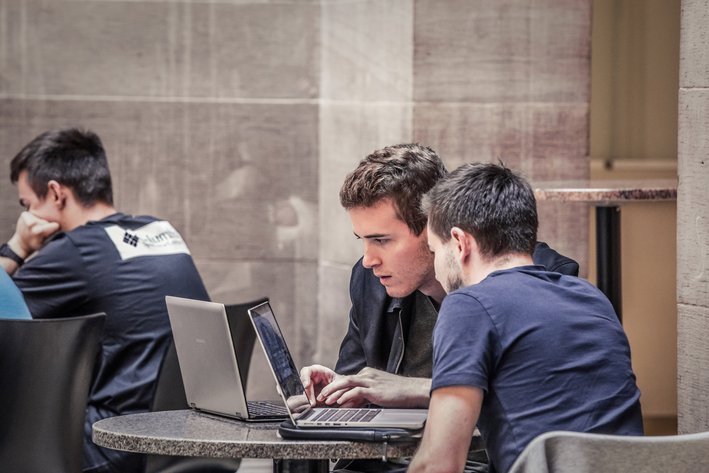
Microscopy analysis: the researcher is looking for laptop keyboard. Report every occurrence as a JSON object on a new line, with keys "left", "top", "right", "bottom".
{"left": 247, "top": 400, "right": 288, "bottom": 418}
{"left": 308, "top": 408, "right": 381, "bottom": 423}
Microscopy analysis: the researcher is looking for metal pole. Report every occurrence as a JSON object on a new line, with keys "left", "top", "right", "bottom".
{"left": 596, "top": 206, "right": 622, "bottom": 322}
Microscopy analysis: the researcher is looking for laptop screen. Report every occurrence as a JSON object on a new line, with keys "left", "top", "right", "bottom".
{"left": 248, "top": 301, "right": 311, "bottom": 420}
{"left": 165, "top": 296, "right": 250, "bottom": 418}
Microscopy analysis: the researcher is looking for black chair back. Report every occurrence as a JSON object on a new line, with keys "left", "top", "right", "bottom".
{"left": 224, "top": 297, "right": 266, "bottom": 389}
{"left": 150, "top": 339, "right": 188, "bottom": 411}
{"left": 0, "top": 313, "right": 106, "bottom": 473}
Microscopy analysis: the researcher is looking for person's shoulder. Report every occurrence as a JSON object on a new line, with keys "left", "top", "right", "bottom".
{"left": 440, "top": 286, "right": 485, "bottom": 311}
{"left": 448, "top": 284, "right": 483, "bottom": 298}
{"left": 437, "top": 288, "right": 490, "bottom": 332}
{"left": 532, "top": 241, "right": 579, "bottom": 276}
{"left": 557, "top": 271, "right": 607, "bottom": 296}
{"left": 62, "top": 213, "right": 140, "bottom": 243}
{"left": 67, "top": 213, "right": 190, "bottom": 257}
{"left": 127, "top": 213, "right": 161, "bottom": 225}
{"left": 82, "top": 213, "right": 181, "bottom": 238}
{"left": 86, "top": 212, "right": 159, "bottom": 228}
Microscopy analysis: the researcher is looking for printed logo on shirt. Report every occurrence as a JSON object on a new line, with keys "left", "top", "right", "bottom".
{"left": 104, "top": 221, "right": 191, "bottom": 260}
{"left": 123, "top": 231, "right": 139, "bottom": 247}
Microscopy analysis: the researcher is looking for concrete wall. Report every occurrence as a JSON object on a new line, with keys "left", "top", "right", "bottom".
{"left": 0, "top": 0, "right": 591, "bottom": 400}
{"left": 678, "top": 0, "right": 709, "bottom": 435}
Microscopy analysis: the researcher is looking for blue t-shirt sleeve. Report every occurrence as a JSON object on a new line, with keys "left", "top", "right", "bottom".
{"left": 0, "top": 270, "right": 31, "bottom": 319}
{"left": 432, "top": 292, "right": 496, "bottom": 393}
{"left": 12, "top": 234, "right": 90, "bottom": 318}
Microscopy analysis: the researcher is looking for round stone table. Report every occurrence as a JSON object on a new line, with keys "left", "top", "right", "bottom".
{"left": 93, "top": 410, "right": 422, "bottom": 472}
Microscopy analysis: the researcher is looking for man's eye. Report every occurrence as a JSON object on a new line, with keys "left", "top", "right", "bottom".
{"left": 374, "top": 238, "right": 387, "bottom": 245}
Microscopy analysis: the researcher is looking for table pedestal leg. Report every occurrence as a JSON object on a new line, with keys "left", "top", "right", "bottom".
{"left": 596, "top": 205, "right": 622, "bottom": 322}
{"left": 273, "top": 459, "right": 329, "bottom": 473}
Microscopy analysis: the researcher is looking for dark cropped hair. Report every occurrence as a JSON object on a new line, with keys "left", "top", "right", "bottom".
{"left": 423, "top": 162, "right": 538, "bottom": 258}
{"left": 10, "top": 128, "right": 113, "bottom": 207}
{"left": 339, "top": 143, "right": 447, "bottom": 235}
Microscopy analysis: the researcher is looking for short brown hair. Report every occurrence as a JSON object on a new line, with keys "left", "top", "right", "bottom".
{"left": 339, "top": 143, "right": 447, "bottom": 235}
{"left": 423, "top": 162, "right": 538, "bottom": 257}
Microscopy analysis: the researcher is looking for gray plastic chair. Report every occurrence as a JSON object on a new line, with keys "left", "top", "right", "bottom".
{"left": 508, "top": 429, "right": 709, "bottom": 473}
{"left": 0, "top": 313, "right": 106, "bottom": 473}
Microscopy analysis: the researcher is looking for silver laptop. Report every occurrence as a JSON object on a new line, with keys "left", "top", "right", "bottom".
{"left": 247, "top": 300, "right": 428, "bottom": 429}
{"left": 165, "top": 296, "right": 288, "bottom": 422}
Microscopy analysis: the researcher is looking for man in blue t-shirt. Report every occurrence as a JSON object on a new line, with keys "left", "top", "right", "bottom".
{"left": 408, "top": 163, "right": 643, "bottom": 473}
{"left": 0, "top": 128, "right": 210, "bottom": 473}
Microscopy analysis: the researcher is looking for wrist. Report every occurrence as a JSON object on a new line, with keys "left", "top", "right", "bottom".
{"left": 410, "top": 377, "right": 432, "bottom": 407}
{"left": 7, "top": 236, "right": 30, "bottom": 260}
{"left": 0, "top": 242, "right": 25, "bottom": 267}
{"left": 390, "top": 377, "right": 432, "bottom": 408}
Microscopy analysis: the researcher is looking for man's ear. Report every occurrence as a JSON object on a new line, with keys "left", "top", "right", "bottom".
{"left": 46, "top": 180, "right": 67, "bottom": 209}
{"left": 450, "top": 227, "right": 472, "bottom": 262}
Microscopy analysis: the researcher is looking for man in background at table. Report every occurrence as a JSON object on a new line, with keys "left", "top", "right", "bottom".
{"left": 0, "top": 128, "right": 210, "bottom": 473}
{"left": 408, "top": 162, "right": 643, "bottom": 473}
{"left": 300, "top": 144, "right": 579, "bottom": 472}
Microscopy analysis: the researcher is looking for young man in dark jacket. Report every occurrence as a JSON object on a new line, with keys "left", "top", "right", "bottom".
{"left": 300, "top": 144, "right": 578, "bottom": 472}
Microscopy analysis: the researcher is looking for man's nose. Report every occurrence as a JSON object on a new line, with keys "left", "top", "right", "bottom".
{"left": 362, "top": 244, "right": 381, "bottom": 268}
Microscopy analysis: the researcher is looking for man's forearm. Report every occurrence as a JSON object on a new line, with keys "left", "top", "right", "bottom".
{"left": 409, "top": 386, "right": 482, "bottom": 473}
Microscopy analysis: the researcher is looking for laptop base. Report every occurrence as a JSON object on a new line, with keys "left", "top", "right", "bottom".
{"left": 278, "top": 419, "right": 422, "bottom": 442}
